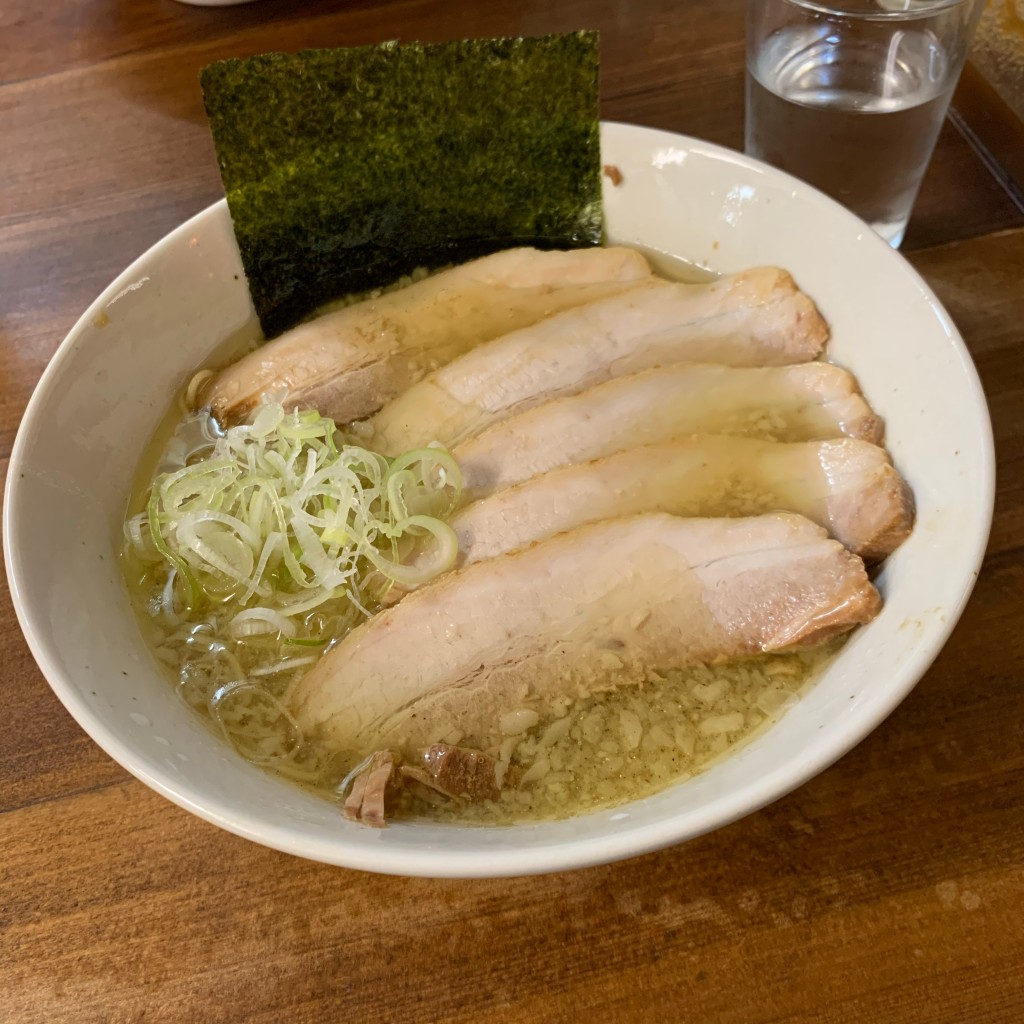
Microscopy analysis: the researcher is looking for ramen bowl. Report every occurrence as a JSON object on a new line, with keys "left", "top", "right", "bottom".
{"left": 3, "top": 123, "right": 994, "bottom": 877}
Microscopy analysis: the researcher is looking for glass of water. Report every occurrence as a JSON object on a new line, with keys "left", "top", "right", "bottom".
{"left": 746, "top": 0, "right": 984, "bottom": 247}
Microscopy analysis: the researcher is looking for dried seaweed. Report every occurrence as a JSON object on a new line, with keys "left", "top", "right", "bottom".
{"left": 201, "top": 33, "right": 602, "bottom": 336}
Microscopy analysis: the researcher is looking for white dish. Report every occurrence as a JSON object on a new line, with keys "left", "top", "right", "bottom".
{"left": 3, "top": 123, "right": 994, "bottom": 877}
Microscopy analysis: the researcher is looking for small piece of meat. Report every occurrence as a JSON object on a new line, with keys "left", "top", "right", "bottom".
{"left": 292, "top": 512, "right": 879, "bottom": 758}
{"left": 399, "top": 744, "right": 509, "bottom": 803}
{"left": 362, "top": 267, "right": 829, "bottom": 455}
{"left": 205, "top": 246, "right": 653, "bottom": 425}
{"left": 448, "top": 436, "right": 914, "bottom": 566}
{"left": 342, "top": 750, "right": 396, "bottom": 827}
{"left": 453, "top": 361, "right": 883, "bottom": 500}
{"left": 603, "top": 164, "right": 624, "bottom": 186}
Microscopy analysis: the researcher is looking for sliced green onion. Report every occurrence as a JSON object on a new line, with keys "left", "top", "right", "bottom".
{"left": 132, "top": 401, "right": 461, "bottom": 635}
{"left": 363, "top": 515, "right": 459, "bottom": 587}
{"left": 230, "top": 607, "right": 298, "bottom": 639}
{"left": 147, "top": 488, "right": 202, "bottom": 611}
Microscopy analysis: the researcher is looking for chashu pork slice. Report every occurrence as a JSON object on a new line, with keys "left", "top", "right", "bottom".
{"left": 449, "top": 436, "right": 914, "bottom": 568}
{"left": 205, "top": 245, "right": 653, "bottom": 425}
{"left": 361, "top": 267, "right": 828, "bottom": 455}
{"left": 290, "top": 512, "right": 879, "bottom": 758}
{"left": 454, "top": 362, "right": 883, "bottom": 500}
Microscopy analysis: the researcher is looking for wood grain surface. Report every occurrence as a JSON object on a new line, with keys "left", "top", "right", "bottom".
{"left": 2, "top": 2, "right": 1022, "bottom": 1022}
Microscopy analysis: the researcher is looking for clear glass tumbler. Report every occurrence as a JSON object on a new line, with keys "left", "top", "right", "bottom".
{"left": 745, "top": 0, "right": 984, "bottom": 247}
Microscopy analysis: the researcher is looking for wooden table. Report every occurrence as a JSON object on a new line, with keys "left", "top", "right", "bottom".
{"left": 2, "top": 2, "right": 1022, "bottom": 1021}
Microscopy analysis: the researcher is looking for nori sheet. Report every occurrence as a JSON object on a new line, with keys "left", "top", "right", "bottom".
{"left": 200, "top": 33, "right": 603, "bottom": 337}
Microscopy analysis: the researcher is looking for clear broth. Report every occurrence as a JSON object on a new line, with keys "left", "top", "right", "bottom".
{"left": 122, "top": 249, "right": 841, "bottom": 825}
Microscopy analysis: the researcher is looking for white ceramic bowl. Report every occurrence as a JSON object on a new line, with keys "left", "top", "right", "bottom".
{"left": 4, "top": 123, "right": 994, "bottom": 877}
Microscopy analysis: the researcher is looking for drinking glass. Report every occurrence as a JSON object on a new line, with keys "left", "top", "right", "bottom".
{"left": 745, "top": 0, "right": 984, "bottom": 247}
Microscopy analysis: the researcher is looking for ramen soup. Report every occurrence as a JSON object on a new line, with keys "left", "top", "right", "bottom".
{"left": 123, "top": 246, "right": 911, "bottom": 826}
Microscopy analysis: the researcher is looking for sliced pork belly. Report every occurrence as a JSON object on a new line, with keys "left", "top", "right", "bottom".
{"left": 206, "top": 245, "right": 652, "bottom": 424}
{"left": 454, "top": 362, "right": 882, "bottom": 500}
{"left": 342, "top": 750, "right": 395, "bottom": 827}
{"left": 399, "top": 744, "right": 509, "bottom": 803}
{"left": 361, "top": 267, "right": 829, "bottom": 454}
{"left": 450, "top": 436, "right": 914, "bottom": 566}
{"left": 291, "top": 513, "right": 879, "bottom": 758}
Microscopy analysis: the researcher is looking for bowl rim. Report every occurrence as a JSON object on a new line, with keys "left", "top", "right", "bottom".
{"left": 3, "top": 122, "right": 996, "bottom": 877}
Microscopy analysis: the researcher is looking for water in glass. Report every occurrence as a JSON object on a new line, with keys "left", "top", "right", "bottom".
{"left": 746, "top": 24, "right": 954, "bottom": 245}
